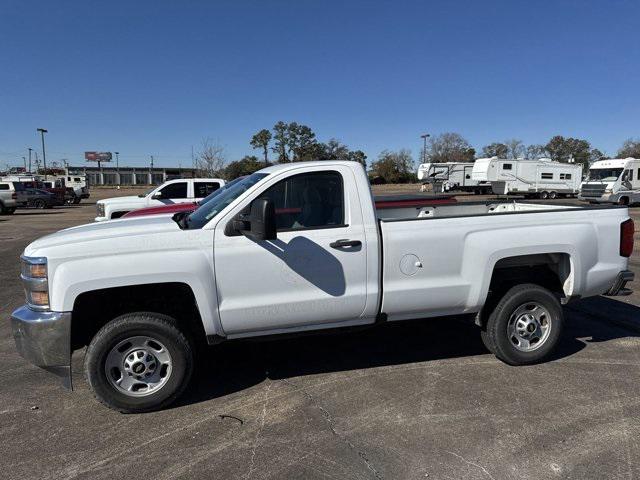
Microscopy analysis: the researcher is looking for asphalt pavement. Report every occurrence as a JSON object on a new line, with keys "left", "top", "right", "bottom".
{"left": 0, "top": 189, "right": 639, "bottom": 480}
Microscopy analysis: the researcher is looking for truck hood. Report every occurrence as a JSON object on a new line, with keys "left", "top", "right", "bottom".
{"left": 25, "top": 215, "right": 180, "bottom": 254}
{"left": 97, "top": 195, "right": 143, "bottom": 205}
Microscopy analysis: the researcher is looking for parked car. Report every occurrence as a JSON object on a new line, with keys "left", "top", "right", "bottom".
{"left": 18, "top": 188, "right": 58, "bottom": 209}
{"left": 0, "top": 181, "right": 26, "bottom": 214}
{"left": 12, "top": 161, "right": 634, "bottom": 412}
{"left": 122, "top": 176, "right": 456, "bottom": 219}
{"left": 95, "top": 178, "right": 225, "bottom": 221}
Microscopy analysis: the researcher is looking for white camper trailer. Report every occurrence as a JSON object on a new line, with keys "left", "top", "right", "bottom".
{"left": 579, "top": 158, "right": 640, "bottom": 205}
{"left": 471, "top": 157, "right": 583, "bottom": 198}
{"left": 417, "top": 162, "right": 492, "bottom": 193}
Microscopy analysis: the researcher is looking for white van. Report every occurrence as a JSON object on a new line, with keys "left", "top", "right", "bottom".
{"left": 472, "top": 157, "right": 583, "bottom": 198}
{"left": 579, "top": 158, "right": 640, "bottom": 205}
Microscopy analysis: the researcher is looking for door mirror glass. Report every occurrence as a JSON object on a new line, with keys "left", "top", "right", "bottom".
{"left": 245, "top": 198, "right": 276, "bottom": 241}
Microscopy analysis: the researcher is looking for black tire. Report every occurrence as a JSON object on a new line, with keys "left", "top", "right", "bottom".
{"left": 480, "top": 328, "right": 495, "bottom": 353}
{"left": 73, "top": 197, "right": 81, "bottom": 204}
{"left": 84, "top": 312, "right": 194, "bottom": 413}
{"left": 34, "top": 199, "right": 47, "bottom": 209}
{"left": 485, "top": 284, "right": 563, "bottom": 366}
{"left": 6, "top": 207, "right": 16, "bottom": 214}
{"left": 619, "top": 197, "right": 629, "bottom": 206}
{"left": 539, "top": 191, "right": 549, "bottom": 200}
{"left": 549, "top": 191, "right": 557, "bottom": 199}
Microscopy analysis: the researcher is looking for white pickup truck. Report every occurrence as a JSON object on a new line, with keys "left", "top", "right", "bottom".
{"left": 12, "top": 161, "right": 635, "bottom": 412}
{"left": 95, "top": 177, "right": 225, "bottom": 221}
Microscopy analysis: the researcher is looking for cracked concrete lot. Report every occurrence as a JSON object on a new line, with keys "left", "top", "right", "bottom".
{"left": 1, "top": 189, "right": 639, "bottom": 480}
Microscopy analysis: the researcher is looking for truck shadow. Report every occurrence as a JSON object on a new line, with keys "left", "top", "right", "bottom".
{"left": 177, "top": 297, "right": 640, "bottom": 409}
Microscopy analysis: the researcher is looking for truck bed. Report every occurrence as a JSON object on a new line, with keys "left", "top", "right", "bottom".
{"left": 376, "top": 200, "right": 614, "bottom": 221}
{"left": 377, "top": 201, "right": 628, "bottom": 322}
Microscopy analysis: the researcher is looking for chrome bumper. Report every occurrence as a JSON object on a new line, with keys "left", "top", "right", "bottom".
{"left": 604, "top": 270, "right": 634, "bottom": 297}
{"left": 11, "top": 305, "right": 72, "bottom": 389}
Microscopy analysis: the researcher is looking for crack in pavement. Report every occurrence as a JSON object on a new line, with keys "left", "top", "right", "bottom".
{"left": 446, "top": 451, "right": 495, "bottom": 480}
{"left": 281, "top": 378, "right": 384, "bottom": 480}
{"left": 244, "top": 381, "right": 272, "bottom": 479}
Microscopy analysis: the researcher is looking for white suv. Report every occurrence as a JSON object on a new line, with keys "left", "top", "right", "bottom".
{"left": 95, "top": 178, "right": 225, "bottom": 221}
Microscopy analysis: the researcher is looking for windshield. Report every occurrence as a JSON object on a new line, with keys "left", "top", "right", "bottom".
{"left": 197, "top": 176, "right": 246, "bottom": 206}
{"left": 183, "top": 173, "right": 268, "bottom": 229}
{"left": 586, "top": 168, "right": 623, "bottom": 182}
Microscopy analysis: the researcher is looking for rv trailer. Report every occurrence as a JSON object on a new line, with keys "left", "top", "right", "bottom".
{"left": 417, "top": 162, "right": 492, "bottom": 194}
{"left": 579, "top": 158, "right": 640, "bottom": 205}
{"left": 471, "top": 157, "right": 583, "bottom": 198}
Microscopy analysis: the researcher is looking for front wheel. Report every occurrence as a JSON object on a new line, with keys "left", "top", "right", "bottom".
{"left": 84, "top": 313, "right": 194, "bottom": 413}
{"left": 539, "top": 191, "right": 549, "bottom": 200}
{"left": 33, "top": 199, "right": 47, "bottom": 209}
{"left": 484, "top": 284, "right": 563, "bottom": 365}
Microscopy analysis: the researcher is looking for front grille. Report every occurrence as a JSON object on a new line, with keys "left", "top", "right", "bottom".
{"left": 580, "top": 184, "right": 606, "bottom": 197}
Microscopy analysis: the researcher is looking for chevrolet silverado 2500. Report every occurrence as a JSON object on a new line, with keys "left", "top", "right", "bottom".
{"left": 12, "top": 161, "right": 635, "bottom": 412}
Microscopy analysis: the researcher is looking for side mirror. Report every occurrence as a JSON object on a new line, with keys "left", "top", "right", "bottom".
{"left": 246, "top": 198, "right": 276, "bottom": 241}
{"left": 152, "top": 191, "right": 163, "bottom": 199}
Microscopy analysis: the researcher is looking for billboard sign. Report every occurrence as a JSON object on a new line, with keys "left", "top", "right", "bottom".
{"left": 85, "top": 151, "right": 112, "bottom": 162}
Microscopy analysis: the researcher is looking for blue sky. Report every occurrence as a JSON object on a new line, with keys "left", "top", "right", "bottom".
{"left": 1, "top": 0, "right": 639, "bottom": 168}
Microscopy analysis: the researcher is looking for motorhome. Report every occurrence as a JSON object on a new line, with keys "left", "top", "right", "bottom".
{"left": 472, "top": 157, "right": 583, "bottom": 198}
{"left": 417, "top": 162, "right": 492, "bottom": 193}
{"left": 579, "top": 158, "right": 640, "bottom": 205}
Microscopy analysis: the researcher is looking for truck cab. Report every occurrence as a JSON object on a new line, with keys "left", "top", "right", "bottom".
{"left": 580, "top": 158, "right": 640, "bottom": 204}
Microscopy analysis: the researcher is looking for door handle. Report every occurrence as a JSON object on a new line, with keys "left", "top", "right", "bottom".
{"left": 330, "top": 239, "right": 362, "bottom": 249}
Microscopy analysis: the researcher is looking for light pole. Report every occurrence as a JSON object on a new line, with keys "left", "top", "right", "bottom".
{"left": 114, "top": 151, "right": 120, "bottom": 171}
{"left": 420, "top": 133, "right": 430, "bottom": 164}
{"left": 37, "top": 128, "right": 48, "bottom": 180}
{"left": 28, "top": 148, "right": 33, "bottom": 173}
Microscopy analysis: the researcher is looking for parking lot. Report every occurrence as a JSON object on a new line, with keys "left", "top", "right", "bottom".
{"left": 1, "top": 189, "right": 639, "bottom": 480}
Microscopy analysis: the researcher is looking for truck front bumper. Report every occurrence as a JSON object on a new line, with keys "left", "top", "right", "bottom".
{"left": 11, "top": 305, "right": 72, "bottom": 389}
{"left": 604, "top": 270, "right": 635, "bottom": 297}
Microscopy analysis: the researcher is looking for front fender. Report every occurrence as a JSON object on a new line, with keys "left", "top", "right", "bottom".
{"left": 48, "top": 250, "right": 223, "bottom": 337}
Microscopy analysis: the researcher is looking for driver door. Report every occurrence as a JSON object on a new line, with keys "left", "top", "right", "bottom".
{"left": 213, "top": 167, "right": 370, "bottom": 336}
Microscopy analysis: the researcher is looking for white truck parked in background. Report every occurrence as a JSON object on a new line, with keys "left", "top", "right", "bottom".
{"left": 417, "top": 162, "right": 492, "bottom": 194}
{"left": 579, "top": 158, "right": 640, "bottom": 205}
{"left": 95, "top": 177, "right": 225, "bottom": 220}
{"left": 472, "top": 157, "right": 583, "bottom": 198}
{"left": 12, "top": 161, "right": 634, "bottom": 412}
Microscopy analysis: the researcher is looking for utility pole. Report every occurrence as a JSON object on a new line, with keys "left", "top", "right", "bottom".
{"left": 37, "top": 128, "right": 48, "bottom": 180}
{"left": 28, "top": 148, "right": 33, "bottom": 173}
{"left": 420, "top": 133, "right": 430, "bottom": 164}
{"left": 114, "top": 151, "right": 120, "bottom": 171}
{"left": 150, "top": 155, "right": 154, "bottom": 185}
{"left": 22, "top": 157, "right": 27, "bottom": 171}
{"left": 34, "top": 151, "right": 40, "bottom": 174}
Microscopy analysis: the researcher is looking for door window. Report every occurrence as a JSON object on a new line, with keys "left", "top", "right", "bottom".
{"left": 157, "top": 182, "right": 187, "bottom": 199}
{"left": 256, "top": 171, "right": 344, "bottom": 231}
{"left": 195, "top": 181, "right": 220, "bottom": 197}
{"left": 541, "top": 173, "right": 553, "bottom": 179}
{"left": 502, "top": 163, "right": 512, "bottom": 170}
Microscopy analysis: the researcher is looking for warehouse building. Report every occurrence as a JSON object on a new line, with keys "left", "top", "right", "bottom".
{"left": 67, "top": 165, "right": 198, "bottom": 186}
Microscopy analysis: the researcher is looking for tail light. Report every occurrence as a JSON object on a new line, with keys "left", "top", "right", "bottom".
{"left": 11, "top": 193, "right": 17, "bottom": 199}
{"left": 620, "top": 219, "right": 634, "bottom": 257}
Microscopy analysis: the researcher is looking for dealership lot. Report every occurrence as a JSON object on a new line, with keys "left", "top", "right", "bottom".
{"left": 1, "top": 190, "right": 639, "bottom": 480}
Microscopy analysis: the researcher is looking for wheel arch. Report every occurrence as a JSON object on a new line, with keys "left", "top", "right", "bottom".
{"left": 70, "top": 282, "right": 208, "bottom": 351}
{"left": 475, "top": 251, "right": 575, "bottom": 327}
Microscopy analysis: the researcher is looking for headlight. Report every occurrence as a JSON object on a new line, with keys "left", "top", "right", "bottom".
{"left": 20, "top": 256, "right": 49, "bottom": 310}
{"left": 604, "top": 188, "right": 613, "bottom": 193}
{"left": 97, "top": 203, "right": 105, "bottom": 217}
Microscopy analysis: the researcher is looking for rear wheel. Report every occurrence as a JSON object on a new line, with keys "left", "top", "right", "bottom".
{"left": 539, "top": 191, "right": 549, "bottom": 199}
{"left": 549, "top": 191, "right": 557, "bottom": 199}
{"left": 84, "top": 313, "right": 194, "bottom": 413}
{"left": 619, "top": 196, "right": 629, "bottom": 206}
{"left": 484, "top": 284, "right": 563, "bottom": 365}
{"left": 73, "top": 197, "right": 81, "bottom": 204}
{"left": 33, "top": 199, "right": 47, "bottom": 209}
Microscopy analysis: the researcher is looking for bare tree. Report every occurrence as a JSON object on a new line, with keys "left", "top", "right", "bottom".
{"left": 425, "top": 132, "right": 475, "bottom": 163}
{"left": 504, "top": 139, "right": 525, "bottom": 159}
{"left": 195, "top": 138, "right": 226, "bottom": 177}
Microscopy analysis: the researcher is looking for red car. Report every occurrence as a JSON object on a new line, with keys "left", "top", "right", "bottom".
{"left": 123, "top": 180, "right": 456, "bottom": 219}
